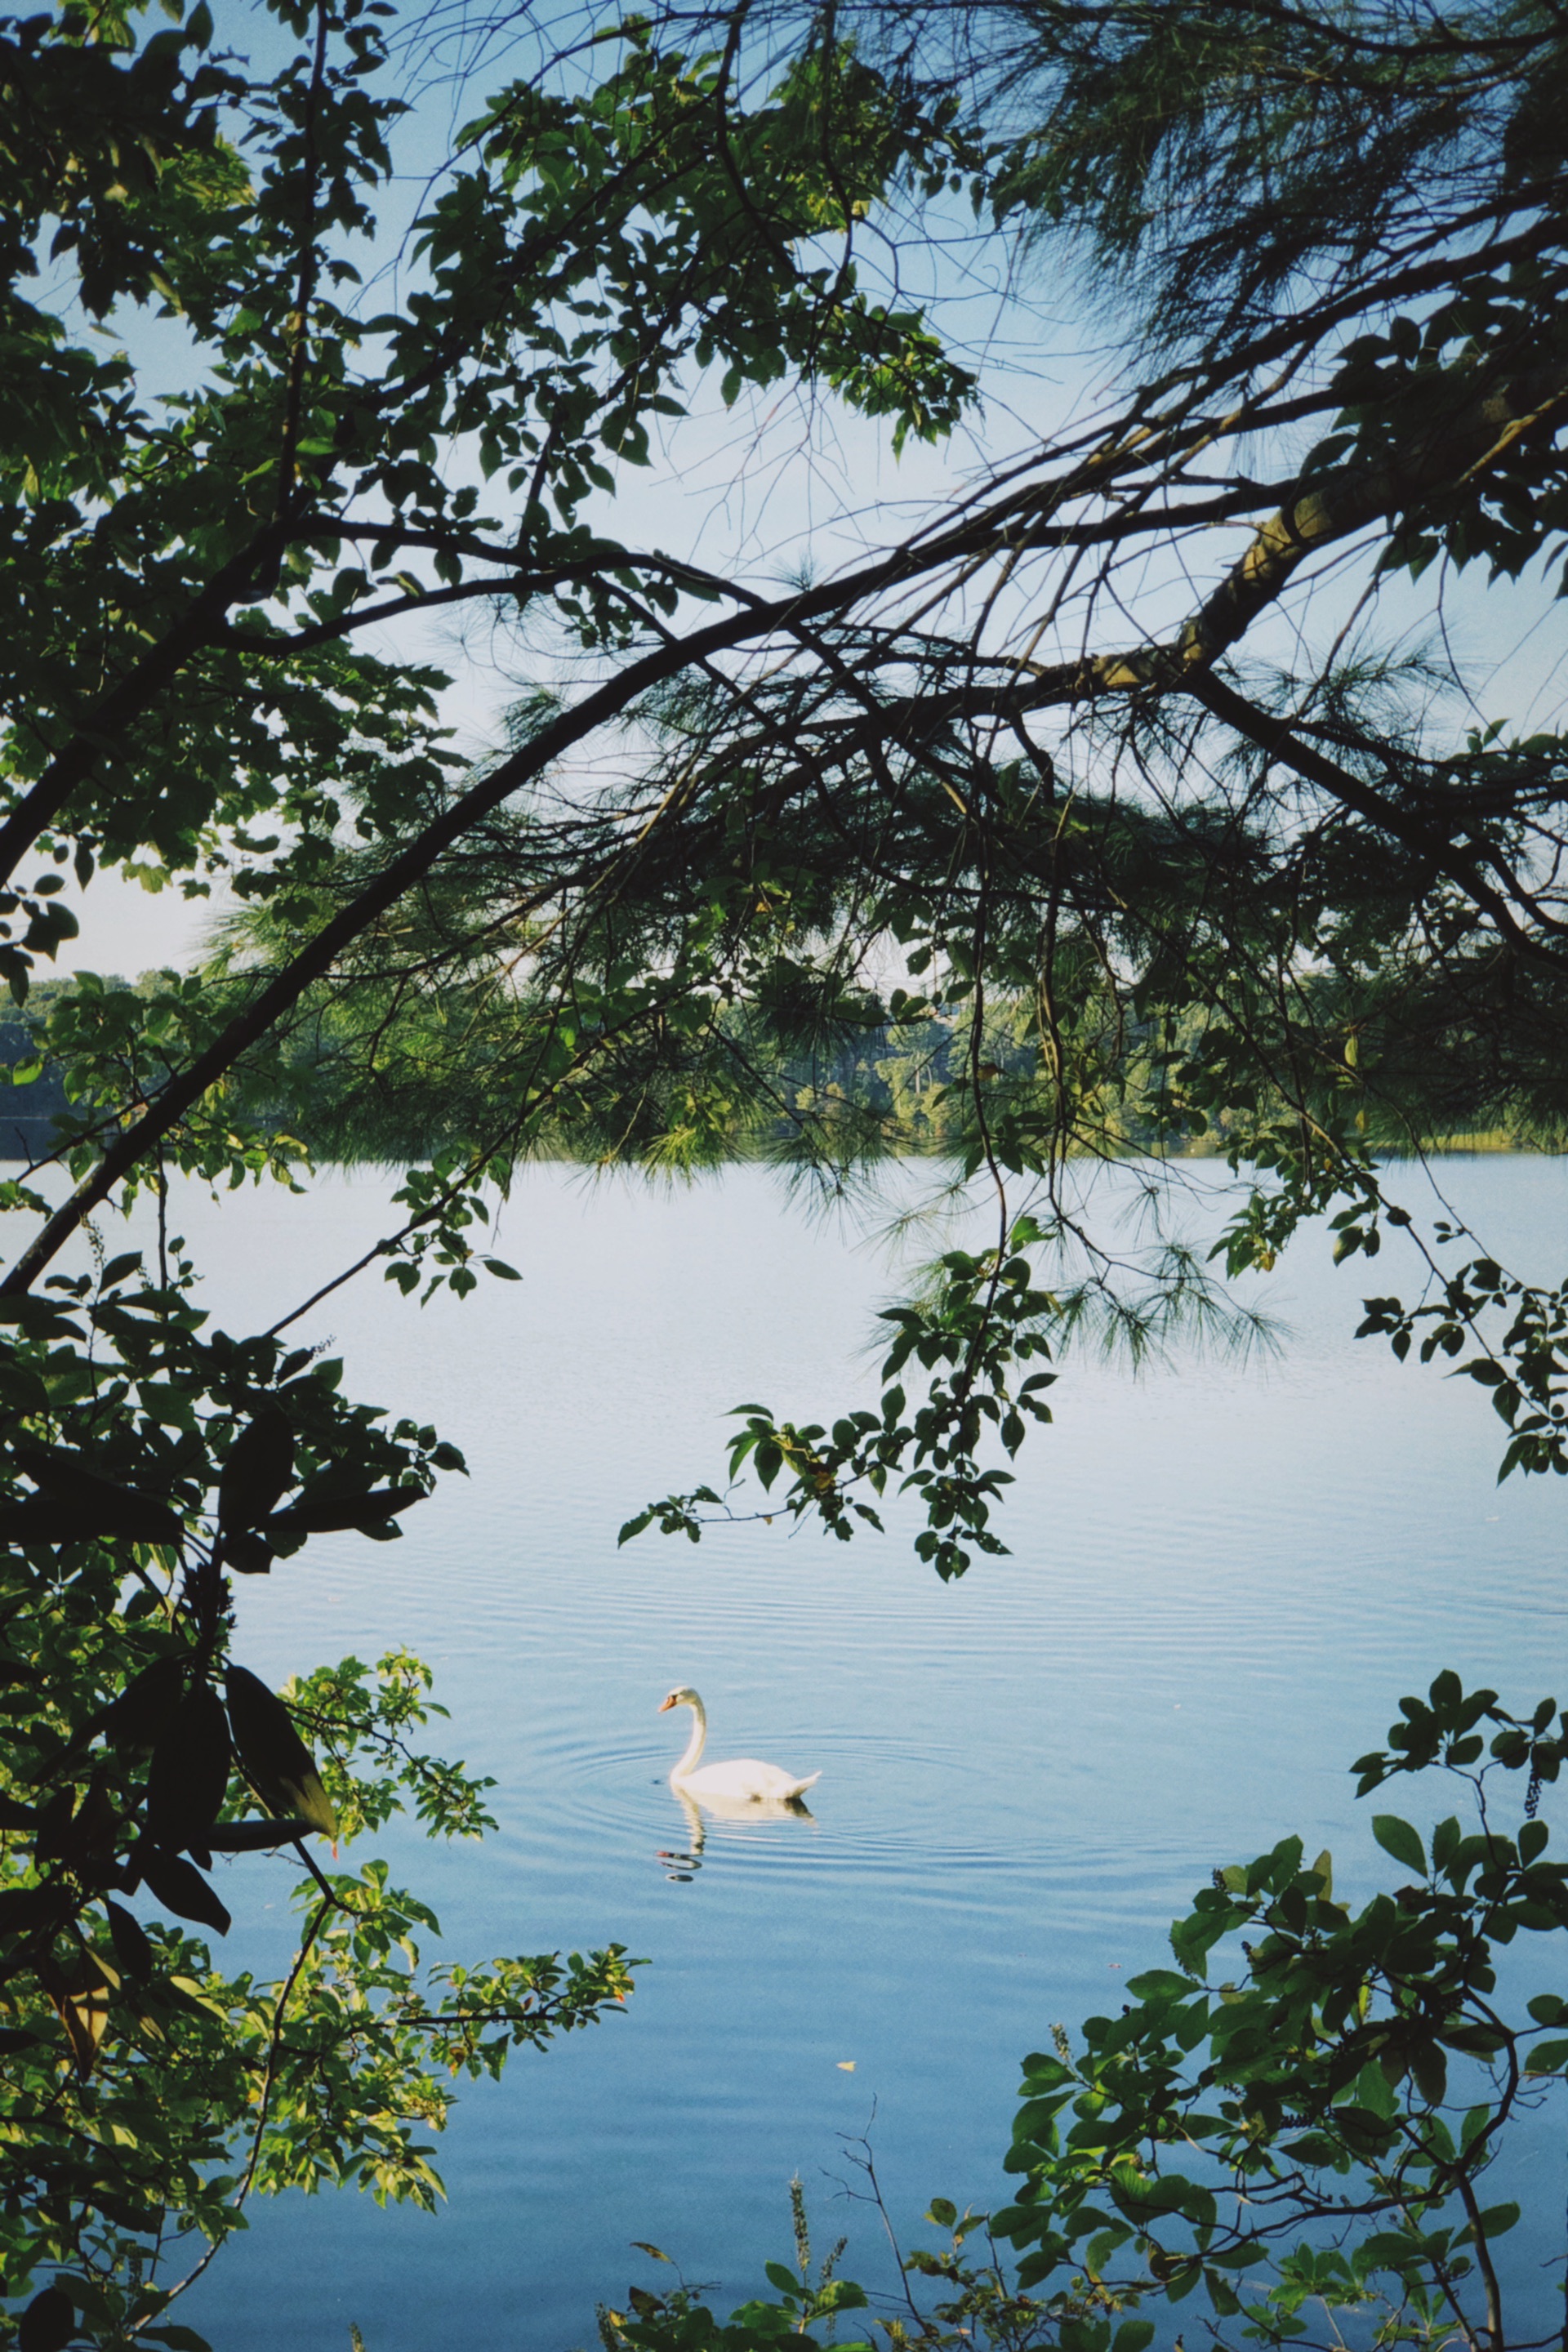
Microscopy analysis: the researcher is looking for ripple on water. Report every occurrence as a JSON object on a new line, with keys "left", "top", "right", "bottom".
{"left": 174, "top": 1158, "right": 1568, "bottom": 2352}
{"left": 532, "top": 1731, "right": 1030, "bottom": 1873}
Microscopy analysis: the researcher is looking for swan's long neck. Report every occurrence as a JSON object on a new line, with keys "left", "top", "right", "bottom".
{"left": 672, "top": 1698, "right": 706, "bottom": 1781}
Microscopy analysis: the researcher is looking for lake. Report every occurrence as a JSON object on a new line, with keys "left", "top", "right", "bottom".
{"left": 105, "top": 1152, "right": 1566, "bottom": 2351}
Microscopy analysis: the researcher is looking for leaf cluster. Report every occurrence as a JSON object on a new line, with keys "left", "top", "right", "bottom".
{"left": 990, "top": 1674, "right": 1568, "bottom": 2350}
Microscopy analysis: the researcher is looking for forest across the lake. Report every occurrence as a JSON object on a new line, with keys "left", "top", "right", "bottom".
{"left": 1, "top": 973, "right": 1552, "bottom": 1169}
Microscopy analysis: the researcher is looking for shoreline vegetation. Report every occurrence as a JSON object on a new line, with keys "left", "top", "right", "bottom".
{"left": 1, "top": 977, "right": 1557, "bottom": 1170}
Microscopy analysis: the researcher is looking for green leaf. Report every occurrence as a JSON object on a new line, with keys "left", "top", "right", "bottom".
{"left": 0, "top": 1469, "right": 182, "bottom": 1543}
{"left": 137, "top": 1848, "right": 231, "bottom": 1937}
{"left": 146, "top": 1685, "right": 233, "bottom": 1852}
{"left": 1112, "top": 2326, "right": 1154, "bottom": 2352}
{"left": 1281, "top": 2132, "right": 1346, "bottom": 2167}
{"left": 225, "top": 1667, "right": 338, "bottom": 1837}
{"left": 105, "top": 1900, "right": 154, "bottom": 1981}
{"left": 18, "top": 2285, "right": 74, "bottom": 2352}
{"left": 205, "top": 1817, "right": 318, "bottom": 1851}
{"left": 1410, "top": 2042, "right": 1447, "bottom": 2105}
{"left": 219, "top": 1402, "right": 295, "bottom": 1533}
{"left": 0, "top": 1886, "right": 64, "bottom": 1934}
{"left": 105, "top": 1655, "right": 189, "bottom": 1753}
{"left": 265, "top": 1487, "right": 424, "bottom": 1538}
{"left": 1371, "top": 1815, "right": 1427, "bottom": 1875}
{"left": 1456, "top": 2203, "right": 1521, "bottom": 2247}
{"left": 1125, "top": 1969, "right": 1191, "bottom": 1998}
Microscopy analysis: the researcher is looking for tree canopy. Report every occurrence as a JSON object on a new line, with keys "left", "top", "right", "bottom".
{"left": 0, "top": 0, "right": 1566, "bottom": 2336}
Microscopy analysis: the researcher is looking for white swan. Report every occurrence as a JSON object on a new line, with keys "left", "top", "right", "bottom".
{"left": 658, "top": 1686, "right": 821, "bottom": 1803}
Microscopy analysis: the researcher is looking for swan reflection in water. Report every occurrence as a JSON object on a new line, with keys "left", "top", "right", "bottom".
{"left": 658, "top": 1785, "right": 816, "bottom": 1881}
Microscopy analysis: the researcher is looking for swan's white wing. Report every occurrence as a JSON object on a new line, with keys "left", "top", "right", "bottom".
{"left": 679, "top": 1757, "right": 820, "bottom": 1802}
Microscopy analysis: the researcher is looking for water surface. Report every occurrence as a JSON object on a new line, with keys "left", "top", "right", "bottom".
{"left": 118, "top": 1155, "right": 1568, "bottom": 2350}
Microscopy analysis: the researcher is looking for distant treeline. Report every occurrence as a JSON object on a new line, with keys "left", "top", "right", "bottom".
{"left": 0, "top": 1019, "right": 69, "bottom": 1161}
{"left": 0, "top": 974, "right": 1551, "bottom": 1166}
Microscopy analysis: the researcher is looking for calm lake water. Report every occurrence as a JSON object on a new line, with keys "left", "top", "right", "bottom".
{"left": 97, "top": 1154, "right": 1566, "bottom": 2350}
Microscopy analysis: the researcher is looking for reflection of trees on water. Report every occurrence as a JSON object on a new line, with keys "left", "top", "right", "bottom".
{"left": 657, "top": 1788, "right": 816, "bottom": 1882}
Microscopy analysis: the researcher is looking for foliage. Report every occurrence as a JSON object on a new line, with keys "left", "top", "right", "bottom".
{"left": 2, "top": 0, "right": 1567, "bottom": 2333}
{"left": 593, "top": 2203, "right": 1079, "bottom": 2352}
{"left": 621, "top": 1217, "right": 1059, "bottom": 1579}
{"left": 0, "top": 0, "right": 987, "bottom": 2329}
{"left": 0, "top": 1223, "right": 633, "bottom": 2343}
{"left": 597, "top": 2180, "right": 872, "bottom": 2352}
{"left": 598, "top": 1681, "right": 1568, "bottom": 2352}
{"left": 991, "top": 1674, "right": 1568, "bottom": 2352}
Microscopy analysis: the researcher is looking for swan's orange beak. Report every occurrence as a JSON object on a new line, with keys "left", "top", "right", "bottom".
{"left": 657, "top": 1694, "right": 675, "bottom": 1712}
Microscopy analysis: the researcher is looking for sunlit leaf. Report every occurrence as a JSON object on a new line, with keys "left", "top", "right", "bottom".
{"left": 224, "top": 1667, "right": 338, "bottom": 1838}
